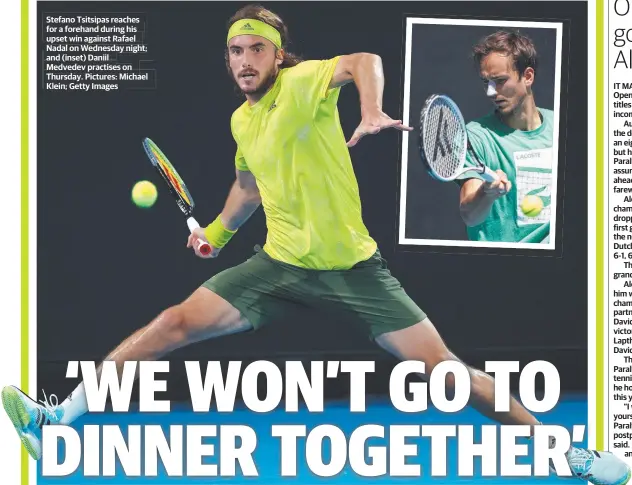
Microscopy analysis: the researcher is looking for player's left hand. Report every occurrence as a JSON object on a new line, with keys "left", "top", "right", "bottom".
{"left": 346, "top": 110, "right": 413, "bottom": 147}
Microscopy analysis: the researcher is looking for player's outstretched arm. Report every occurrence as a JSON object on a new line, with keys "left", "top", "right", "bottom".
{"left": 219, "top": 168, "right": 262, "bottom": 230}
{"left": 329, "top": 53, "right": 412, "bottom": 147}
{"left": 187, "top": 169, "right": 261, "bottom": 258}
{"left": 459, "top": 170, "right": 511, "bottom": 227}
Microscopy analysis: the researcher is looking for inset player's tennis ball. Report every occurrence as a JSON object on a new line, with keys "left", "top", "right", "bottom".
{"left": 521, "top": 195, "right": 544, "bottom": 217}
{"left": 131, "top": 180, "right": 158, "bottom": 208}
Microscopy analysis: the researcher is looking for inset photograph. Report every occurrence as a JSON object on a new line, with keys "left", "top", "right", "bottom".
{"left": 399, "top": 18, "right": 563, "bottom": 250}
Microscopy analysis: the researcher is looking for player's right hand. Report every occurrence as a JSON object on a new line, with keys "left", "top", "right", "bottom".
{"left": 482, "top": 170, "right": 512, "bottom": 198}
{"left": 187, "top": 227, "right": 221, "bottom": 259}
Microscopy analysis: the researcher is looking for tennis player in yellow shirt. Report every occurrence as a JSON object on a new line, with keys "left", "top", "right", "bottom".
{"left": 3, "top": 5, "right": 628, "bottom": 483}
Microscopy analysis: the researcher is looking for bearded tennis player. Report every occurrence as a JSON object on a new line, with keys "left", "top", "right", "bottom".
{"left": 3, "top": 5, "right": 627, "bottom": 483}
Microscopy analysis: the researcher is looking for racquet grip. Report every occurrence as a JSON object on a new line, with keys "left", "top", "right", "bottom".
{"left": 186, "top": 217, "right": 213, "bottom": 256}
{"left": 481, "top": 169, "right": 499, "bottom": 183}
{"left": 197, "top": 240, "right": 212, "bottom": 256}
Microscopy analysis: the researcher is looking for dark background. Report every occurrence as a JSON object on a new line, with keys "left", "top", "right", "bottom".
{"left": 37, "top": 1, "right": 588, "bottom": 403}
{"left": 402, "top": 23, "right": 559, "bottom": 242}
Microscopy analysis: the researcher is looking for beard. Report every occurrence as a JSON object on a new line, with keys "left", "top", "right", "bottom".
{"left": 236, "top": 68, "right": 278, "bottom": 97}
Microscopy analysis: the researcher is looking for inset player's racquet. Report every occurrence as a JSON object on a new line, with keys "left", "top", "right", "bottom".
{"left": 142, "top": 137, "right": 212, "bottom": 256}
{"left": 418, "top": 94, "right": 498, "bottom": 183}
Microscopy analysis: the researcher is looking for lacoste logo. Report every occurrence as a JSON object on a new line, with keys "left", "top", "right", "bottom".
{"left": 241, "top": 23, "right": 254, "bottom": 30}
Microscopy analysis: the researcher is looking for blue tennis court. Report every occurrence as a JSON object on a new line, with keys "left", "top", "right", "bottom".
{"left": 37, "top": 393, "right": 586, "bottom": 484}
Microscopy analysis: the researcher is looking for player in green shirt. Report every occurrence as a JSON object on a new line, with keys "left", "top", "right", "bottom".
{"left": 3, "top": 7, "right": 628, "bottom": 484}
{"left": 459, "top": 31, "right": 554, "bottom": 244}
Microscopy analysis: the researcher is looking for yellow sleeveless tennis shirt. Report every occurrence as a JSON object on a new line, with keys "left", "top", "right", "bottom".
{"left": 230, "top": 57, "right": 377, "bottom": 270}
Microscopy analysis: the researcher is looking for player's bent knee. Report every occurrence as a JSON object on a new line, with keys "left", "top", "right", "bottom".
{"left": 153, "top": 293, "right": 250, "bottom": 346}
{"left": 153, "top": 305, "right": 189, "bottom": 344}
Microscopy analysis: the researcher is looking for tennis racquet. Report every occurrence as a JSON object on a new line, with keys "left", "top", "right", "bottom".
{"left": 418, "top": 94, "right": 499, "bottom": 183}
{"left": 141, "top": 137, "right": 212, "bottom": 256}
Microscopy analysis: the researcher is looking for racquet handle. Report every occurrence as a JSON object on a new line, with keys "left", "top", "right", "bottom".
{"left": 186, "top": 217, "right": 212, "bottom": 256}
{"left": 480, "top": 169, "right": 499, "bottom": 183}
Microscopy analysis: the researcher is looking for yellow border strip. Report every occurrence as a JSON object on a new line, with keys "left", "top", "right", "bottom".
{"left": 21, "top": 0, "right": 29, "bottom": 481}
{"left": 596, "top": 0, "right": 604, "bottom": 451}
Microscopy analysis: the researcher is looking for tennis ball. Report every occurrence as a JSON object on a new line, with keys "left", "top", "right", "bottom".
{"left": 521, "top": 195, "right": 544, "bottom": 217}
{"left": 132, "top": 180, "right": 157, "bottom": 208}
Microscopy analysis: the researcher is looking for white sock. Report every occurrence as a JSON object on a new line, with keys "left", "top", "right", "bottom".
{"left": 58, "top": 382, "right": 88, "bottom": 425}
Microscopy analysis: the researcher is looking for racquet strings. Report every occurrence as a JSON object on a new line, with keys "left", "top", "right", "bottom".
{"left": 145, "top": 139, "right": 194, "bottom": 209}
{"left": 421, "top": 98, "right": 467, "bottom": 180}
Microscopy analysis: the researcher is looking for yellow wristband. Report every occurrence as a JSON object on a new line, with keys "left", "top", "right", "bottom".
{"left": 204, "top": 215, "right": 237, "bottom": 249}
